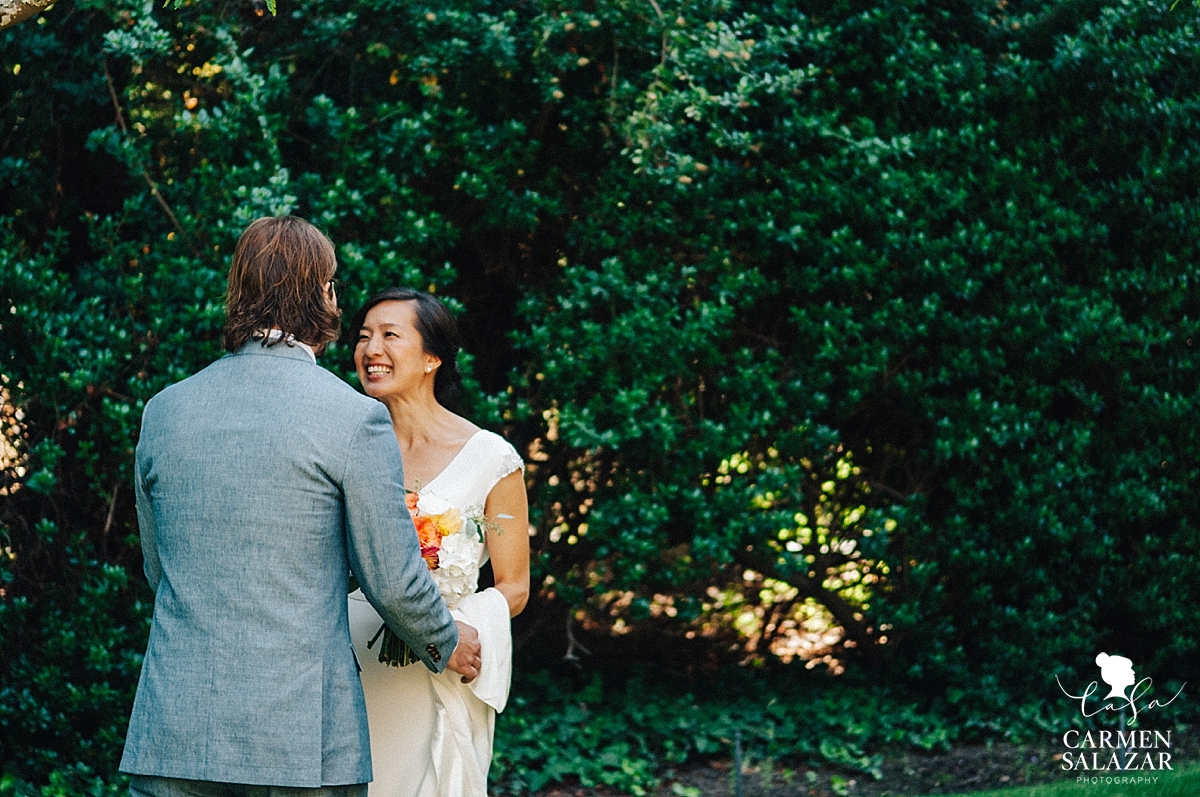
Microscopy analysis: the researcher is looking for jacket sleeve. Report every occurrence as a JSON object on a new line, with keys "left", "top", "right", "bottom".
{"left": 341, "top": 402, "right": 459, "bottom": 672}
{"left": 134, "top": 408, "right": 162, "bottom": 595}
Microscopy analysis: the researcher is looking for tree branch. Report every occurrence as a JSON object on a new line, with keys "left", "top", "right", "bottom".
{"left": 103, "top": 59, "right": 202, "bottom": 257}
{"left": 745, "top": 548, "right": 882, "bottom": 663}
{"left": 563, "top": 613, "right": 592, "bottom": 667}
{"left": 102, "top": 483, "right": 120, "bottom": 537}
{"left": 646, "top": 0, "right": 667, "bottom": 66}
{"left": 0, "top": 0, "right": 54, "bottom": 31}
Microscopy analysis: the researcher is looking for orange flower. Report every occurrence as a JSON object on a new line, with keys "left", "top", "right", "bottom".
{"left": 407, "top": 496, "right": 442, "bottom": 570}
{"left": 414, "top": 514, "right": 440, "bottom": 552}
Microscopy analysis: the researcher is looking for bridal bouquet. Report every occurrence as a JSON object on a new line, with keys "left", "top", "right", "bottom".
{"left": 408, "top": 491, "right": 461, "bottom": 571}
{"left": 363, "top": 491, "right": 486, "bottom": 667}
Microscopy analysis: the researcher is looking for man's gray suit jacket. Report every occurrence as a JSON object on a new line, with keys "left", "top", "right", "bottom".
{"left": 119, "top": 341, "right": 459, "bottom": 788}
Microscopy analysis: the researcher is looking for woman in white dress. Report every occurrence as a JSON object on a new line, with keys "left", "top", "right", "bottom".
{"left": 345, "top": 288, "right": 530, "bottom": 797}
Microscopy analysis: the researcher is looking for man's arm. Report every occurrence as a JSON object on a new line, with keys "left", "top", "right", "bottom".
{"left": 133, "top": 438, "right": 162, "bottom": 594}
{"left": 341, "top": 403, "right": 460, "bottom": 673}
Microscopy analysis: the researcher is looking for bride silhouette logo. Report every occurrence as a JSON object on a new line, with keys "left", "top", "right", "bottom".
{"left": 1096, "top": 653, "right": 1137, "bottom": 701}
{"left": 1057, "top": 652, "right": 1185, "bottom": 723}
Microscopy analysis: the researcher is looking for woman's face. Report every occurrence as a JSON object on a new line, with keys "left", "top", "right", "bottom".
{"left": 354, "top": 300, "right": 438, "bottom": 400}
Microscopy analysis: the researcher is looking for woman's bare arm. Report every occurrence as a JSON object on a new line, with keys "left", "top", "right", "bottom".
{"left": 484, "top": 469, "right": 530, "bottom": 617}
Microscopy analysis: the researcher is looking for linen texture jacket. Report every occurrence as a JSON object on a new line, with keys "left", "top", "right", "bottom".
{"left": 119, "top": 341, "right": 458, "bottom": 788}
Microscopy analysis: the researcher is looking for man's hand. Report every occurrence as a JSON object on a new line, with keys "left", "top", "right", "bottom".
{"left": 446, "top": 620, "right": 481, "bottom": 683}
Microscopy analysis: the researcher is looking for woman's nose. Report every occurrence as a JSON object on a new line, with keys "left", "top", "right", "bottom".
{"left": 364, "top": 333, "right": 383, "bottom": 355}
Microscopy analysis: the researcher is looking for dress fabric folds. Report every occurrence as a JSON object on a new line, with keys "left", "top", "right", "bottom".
{"left": 348, "top": 430, "right": 523, "bottom": 797}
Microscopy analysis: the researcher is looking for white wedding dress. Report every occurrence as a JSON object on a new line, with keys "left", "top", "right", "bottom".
{"left": 348, "top": 429, "right": 523, "bottom": 797}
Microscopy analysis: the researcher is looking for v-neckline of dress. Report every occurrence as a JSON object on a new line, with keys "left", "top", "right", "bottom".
{"left": 417, "top": 429, "right": 486, "bottom": 494}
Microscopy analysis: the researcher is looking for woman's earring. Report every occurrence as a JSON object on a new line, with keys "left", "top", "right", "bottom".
{"left": 425, "top": 366, "right": 432, "bottom": 373}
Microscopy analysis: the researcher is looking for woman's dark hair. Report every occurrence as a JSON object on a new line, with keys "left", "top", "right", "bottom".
{"left": 224, "top": 216, "right": 341, "bottom": 353}
{"left": 348, "top": 288, "right": 465, "bottom": 413}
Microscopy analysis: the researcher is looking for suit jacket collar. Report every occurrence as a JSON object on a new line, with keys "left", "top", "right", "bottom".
{"left": 230, "top": 339, "right": 319, "bottom": 365}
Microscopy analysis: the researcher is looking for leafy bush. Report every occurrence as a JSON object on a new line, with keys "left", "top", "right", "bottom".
{"left": 2, "top": 0, "right": 1200, "bottom": 792}
{"left": 515, "top": 0, "right": 1200, "bottom": 708}
{"left": 492, "top": 669, "right": 959, "bottom": 795}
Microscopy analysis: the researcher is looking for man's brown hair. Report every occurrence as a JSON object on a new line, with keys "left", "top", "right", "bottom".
{"left": 223, "top": 216, "right": 341, "bottom": 353}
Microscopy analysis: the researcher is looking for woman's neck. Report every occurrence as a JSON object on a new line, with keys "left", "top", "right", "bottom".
{"left": 382, "top": 391, "right": 454, "bottom": 449}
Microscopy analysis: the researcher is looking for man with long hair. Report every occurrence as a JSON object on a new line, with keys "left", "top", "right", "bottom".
{"left": 119, "top": 216, "right": 480, "bottom": 797}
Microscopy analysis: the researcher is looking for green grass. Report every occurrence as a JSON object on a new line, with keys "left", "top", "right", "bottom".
{"left": 936, "top": 762, "right": 1200, "bottom": 797}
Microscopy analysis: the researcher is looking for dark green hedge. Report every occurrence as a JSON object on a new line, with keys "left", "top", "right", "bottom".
{"left": 2, "top": 0, "right": 1199, "bottom": 790}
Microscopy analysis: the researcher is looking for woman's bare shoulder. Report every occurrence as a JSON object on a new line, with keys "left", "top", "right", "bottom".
{"left": 444, "top": 410, "right": 482, "bottom": 446}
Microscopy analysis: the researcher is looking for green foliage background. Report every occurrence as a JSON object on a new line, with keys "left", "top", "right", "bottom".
{"left": 2, "top": 0, "right": 1199, "bottom": 791}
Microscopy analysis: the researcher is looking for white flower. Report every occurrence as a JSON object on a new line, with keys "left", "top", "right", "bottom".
{"left": 417, "top": 491, "right": 487, "bottom": 609}
{"left": 431, "top": 528, "right": 484, "bottom": 609}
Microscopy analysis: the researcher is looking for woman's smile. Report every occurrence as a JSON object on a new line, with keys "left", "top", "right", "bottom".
{"left": 364, "top": 362, "right": 393, "bottom": 381}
